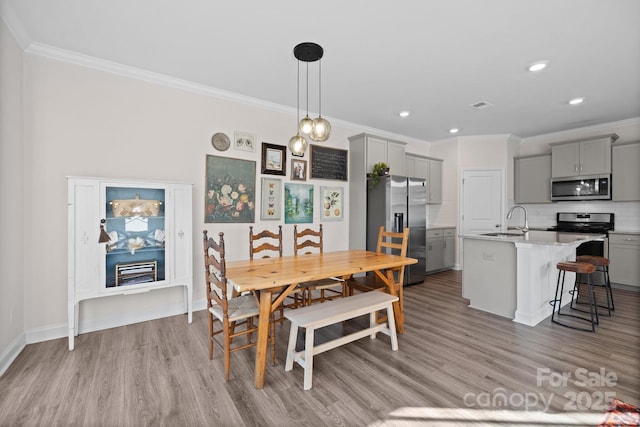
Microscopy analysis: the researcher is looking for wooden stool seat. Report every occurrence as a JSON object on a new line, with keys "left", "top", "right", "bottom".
{"left": 576, "top": 255, "right": 610, "bottom": 267}
{"left": 556, "top": 261, "right": 596, "bottom": 274}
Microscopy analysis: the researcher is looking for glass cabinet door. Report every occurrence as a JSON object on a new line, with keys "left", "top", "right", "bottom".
{"left": 103, "top": 185, "right": 166, "bottom": 288}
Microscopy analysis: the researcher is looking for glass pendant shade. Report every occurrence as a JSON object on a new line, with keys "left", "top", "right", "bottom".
{"left": 299, "top": 115, "right": 314, "bottom": 134}
{"left": 288, "top": 133, "right": 308, "bottom": 156}
{"left": 310, "top": 116, "right": 331, "bottom": 142}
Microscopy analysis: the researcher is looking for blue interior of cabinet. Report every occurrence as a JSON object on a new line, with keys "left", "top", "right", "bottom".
{"left": 105, "top": 186, "right": 166, "bottom": 288}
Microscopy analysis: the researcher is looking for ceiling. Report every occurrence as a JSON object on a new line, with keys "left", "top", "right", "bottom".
{"left": 3, "top": 0, "right": 639, "bottom": 142}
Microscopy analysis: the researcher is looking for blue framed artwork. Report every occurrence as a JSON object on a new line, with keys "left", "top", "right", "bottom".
{"left": 284, "top": 183, "right": 313, "bottom": 224}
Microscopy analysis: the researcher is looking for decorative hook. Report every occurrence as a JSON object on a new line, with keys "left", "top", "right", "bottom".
{"left": 98, "top": 219, "right": 111, "bottom": 243}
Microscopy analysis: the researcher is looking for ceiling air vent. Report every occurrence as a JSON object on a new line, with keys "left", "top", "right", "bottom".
{"left": 469, "top": 101, "right": 494, "bottom": 110}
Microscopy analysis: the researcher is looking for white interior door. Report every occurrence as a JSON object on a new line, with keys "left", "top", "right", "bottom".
{"left": 461, "top": 169, "right": 503, "bottom": 234}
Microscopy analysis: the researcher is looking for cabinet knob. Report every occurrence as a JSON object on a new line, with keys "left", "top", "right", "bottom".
{"left": 178, "top": 230, "right": 184, "bottom": 239}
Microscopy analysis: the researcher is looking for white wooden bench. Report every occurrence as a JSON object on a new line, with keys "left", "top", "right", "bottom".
{"left": 284, "top": 291, "right": 399, "bottom": 390}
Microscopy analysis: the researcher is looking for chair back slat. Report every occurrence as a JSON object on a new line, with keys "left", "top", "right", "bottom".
{"left": 374, "top": 226, "right": 410, "bottom": 285}
{"left": 294, "top": 224, "right": 323, "bottom": 255}
{"left": 203, "top": 230, "right": 228, "bottom": 311}
{"left": 249, "top": 225, "right": 283, "bottom": 259}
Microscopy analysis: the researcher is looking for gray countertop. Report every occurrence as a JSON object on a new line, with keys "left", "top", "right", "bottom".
{"left": 460, "top": 230, "right": 605, "bottom": 246}
{"left": 609, "top": 229, "right": 640, "bottom": 235}
{"left": 426, "top": 225, "right": 456, "bottom": 230}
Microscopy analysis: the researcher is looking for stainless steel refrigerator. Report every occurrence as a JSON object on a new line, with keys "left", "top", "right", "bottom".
{"left": 367, "top": 175, "right": 427, "bottom": 285}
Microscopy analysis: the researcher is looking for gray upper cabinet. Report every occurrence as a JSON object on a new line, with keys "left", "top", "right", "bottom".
{"left": 612, "top": 141, "right": 640, "bottom": 201}
{"left": 514, "top": 154, "right": 551, "bottom": 203}
{"left": 550, "top": 134, "right": 616, "bottom": 178}
{"left": 405, "top": 153, "right": 442, "bottom": 203}
{"left": 348, "top": 133, "right": 407, "bottom": 250}
{"left": 364, "top": 135, "right": 405, "bottom": 175}
{"left": 428, "top": 159, "right": 443, "bottom": 203}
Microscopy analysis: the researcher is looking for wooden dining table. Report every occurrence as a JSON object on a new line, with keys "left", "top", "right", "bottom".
{"left": 225, "top": 249, "right": 417, "bottom": 389}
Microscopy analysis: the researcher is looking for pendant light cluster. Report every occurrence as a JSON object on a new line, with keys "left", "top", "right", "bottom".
{"left": 288, "top": 42, "right": 331, "bottom": 157}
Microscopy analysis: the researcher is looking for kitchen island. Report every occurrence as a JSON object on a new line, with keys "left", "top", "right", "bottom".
{"left": 460, "top": 230, "right": 605, "bottom": 327}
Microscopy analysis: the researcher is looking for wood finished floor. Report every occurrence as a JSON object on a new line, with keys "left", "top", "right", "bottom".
{"left": 1, "top": 270, "right": 639, "bottom": 426}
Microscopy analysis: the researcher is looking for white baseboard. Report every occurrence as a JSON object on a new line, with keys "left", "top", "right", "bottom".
{"left": 0, "top": 332, "right": 26, "bottom": 377}
{"left": 26, "top": 300, "right": 209, "bottom": 349}
{"left": 1, "top": 299, "right": 208, "bottom": 374}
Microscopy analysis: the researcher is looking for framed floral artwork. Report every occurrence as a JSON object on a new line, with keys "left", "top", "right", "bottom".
{"left": 290, "top": 159, "right": 307, "bottom": 181}
{"left": 261, "top": 142, "right": 286, "bottom": 175}
{"left": 284, "top": 183, "right": 313, "bottom": 224}
{"left": 205, "top": 155, "right": 256, "bottom": 223}
{"left": 320, "top": 186, "right": 344, "bottom": 221}
{"left": 260, "top": 177, "right": 282, "bottom": 220}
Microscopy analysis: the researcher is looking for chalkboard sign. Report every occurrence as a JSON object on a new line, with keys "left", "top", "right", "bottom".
{"left": 310, "top": 145, "right": 348, "bottom": 181}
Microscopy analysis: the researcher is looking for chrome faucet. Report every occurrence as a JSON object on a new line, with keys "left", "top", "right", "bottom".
{"left": 507, "top": 205, "right": 529, "bottom": 233}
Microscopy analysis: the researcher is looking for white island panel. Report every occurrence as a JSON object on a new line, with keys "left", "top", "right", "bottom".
{"left": 460, "top": 231, "right": 605, "bottom": 327}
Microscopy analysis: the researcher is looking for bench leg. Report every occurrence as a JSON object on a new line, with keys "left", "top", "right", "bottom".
{"left": 285, "top": 323, "right": 298, "bottom": 372}
{"left": 369, "top": 311, "right": 378, "bottom": 339}
{"left": 303, "top": 327, "right": 315, "bottom": 390}
{"left": 386, "top": 303, "right": 398, "bottom": 351}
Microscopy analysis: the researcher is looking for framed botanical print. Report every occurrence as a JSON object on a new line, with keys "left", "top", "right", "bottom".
{"left": 290, "top": 159, "right": 307, "bottom": 181}
{"left": 284, "top": 183, "right": 313, "bottom": 224}
{"left": 260, "top": 177, "right": 282, "bottom": 220}
{"left": 320, "top": 186, "right": 344, "bottom": 221}
{"left": 261, "top": 142, "right": 286, "bottom": 176}
{"left": 205, "top": 155, "right": 256, "bottom": 223}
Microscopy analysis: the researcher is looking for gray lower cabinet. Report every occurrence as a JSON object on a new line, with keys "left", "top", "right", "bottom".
{"left": 426, "top": 227, "right": 455, "bottom": 273}
{"left": 609, "top": 233, "right": 640, "bottom": 287}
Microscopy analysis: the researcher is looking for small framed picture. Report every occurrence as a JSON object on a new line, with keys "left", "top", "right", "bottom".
{"left": 260, "top": 177, "right": 282, "bottom": 220}
{"left": 261, "top": 142, "right": 287, "bottom": 176}
{"left": 320, "top": 186, "right": 344, "bottom": 221}
{"left": 290, "top": 159, "right": 307, "bottom": 181}
{"left": 234, "top": 131, "right": 255, "bottom": 152}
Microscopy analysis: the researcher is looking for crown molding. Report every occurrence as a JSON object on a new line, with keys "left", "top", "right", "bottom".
{"left": 23, "top": 42, "right": 431, "bottom": 146}
{"left": 25, "top": 42, "right": 299, "bottom": 114}
{"left": 521, "top": 117, "right": 640, "bottom": 144}
{"left": 0, "top": 0, "right": 32, "bottom": 49}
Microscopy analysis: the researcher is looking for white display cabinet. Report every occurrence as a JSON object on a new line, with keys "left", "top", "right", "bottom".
{"left": 67, "top": 177, "right": 193, "bottom": 350}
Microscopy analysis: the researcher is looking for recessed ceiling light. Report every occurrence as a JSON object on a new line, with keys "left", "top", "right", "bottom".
{"left": 528, "top": 61, "right": 548, "bottom": 72}
{"left": 449, "top": 128, "right": 460, "bottom": 134}
{"left": 399, "top": 110, "right": 411, "bottom": 118}
{"left": 569, "top": 97, "right": 585, "bottom": 105}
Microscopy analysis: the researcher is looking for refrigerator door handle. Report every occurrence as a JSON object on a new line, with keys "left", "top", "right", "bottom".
{"left": 394, "top": 212, "right": 404, "bottom": 233}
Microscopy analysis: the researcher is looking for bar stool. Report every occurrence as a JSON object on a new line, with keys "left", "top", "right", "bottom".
{"left": 551, "top": 261, "right": 598, "bottom": 332}
{"left": 571, "top": 255, "right": 614, "bottom": 316}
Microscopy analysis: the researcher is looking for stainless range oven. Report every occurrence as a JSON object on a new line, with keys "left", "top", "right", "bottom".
{"left": 547, "top": 212, "right": 614, "bottom": 257}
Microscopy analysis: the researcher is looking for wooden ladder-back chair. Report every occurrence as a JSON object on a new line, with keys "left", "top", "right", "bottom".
{"left": 346, "top": 226, "right": 410, "bottom": 321}
{"left": 249, "top": 225, "right": 304, "bottom": 320}
{"left": 203, "top": 230, "right": 274, "bottom": 381}
{"left": 249, "top": 225, "right": 283, "bottom": 259}
{"left": 294, "top": 224, "right": 346, "bottom": 305}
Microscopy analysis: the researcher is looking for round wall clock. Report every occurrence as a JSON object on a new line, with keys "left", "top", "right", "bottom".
{"left": 211, "top": 132, "right": 231, "bottom": 151}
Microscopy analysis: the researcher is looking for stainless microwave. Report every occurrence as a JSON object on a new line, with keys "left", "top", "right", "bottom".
{"left": 551, "top": 174, "right": 611, "bottom": 201}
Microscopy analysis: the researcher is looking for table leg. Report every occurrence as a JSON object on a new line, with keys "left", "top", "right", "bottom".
{"left": 384, "top": 269, "right": 404, "bottom": 334}
{"left": 255, "top": 289, "right": 272, "bottom": 389}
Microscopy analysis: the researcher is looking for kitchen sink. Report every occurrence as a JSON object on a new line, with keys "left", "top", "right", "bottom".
{"left": 480, "top": 232, "right": 525, "bottom": 237}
